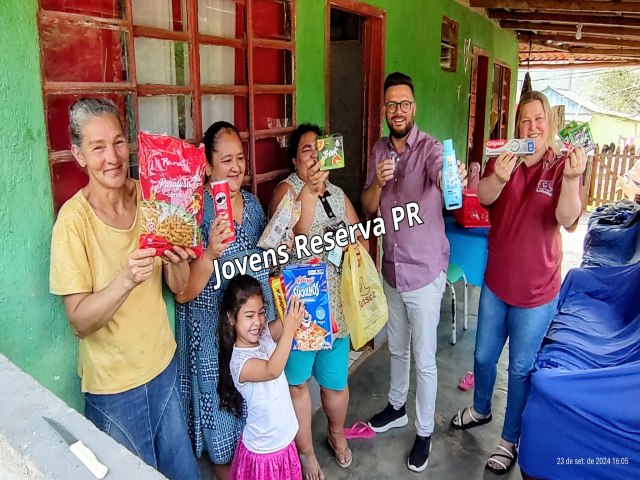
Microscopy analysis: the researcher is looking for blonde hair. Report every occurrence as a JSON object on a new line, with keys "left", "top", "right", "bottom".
{"left": 515, "top": 91, "right": 559, "bottom": 155}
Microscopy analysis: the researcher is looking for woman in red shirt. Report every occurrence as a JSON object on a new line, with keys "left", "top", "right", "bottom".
{"left": 451, "top": 91, "right": 586, "bottom": 475}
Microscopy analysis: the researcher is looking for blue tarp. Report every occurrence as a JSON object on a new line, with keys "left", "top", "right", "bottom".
{"left": 582, "top": 200, "right": 640, "bottom": 267}
{"left": 519, "top": 263, "right": 640, "bottom": 480}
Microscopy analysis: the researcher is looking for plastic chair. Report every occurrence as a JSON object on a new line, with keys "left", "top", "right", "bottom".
{"left": 446, "top": 262, "right": 468, "bottom": 345}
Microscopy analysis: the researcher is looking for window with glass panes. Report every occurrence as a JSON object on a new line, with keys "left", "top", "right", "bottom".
{"left": 489, "top": 63, "right": 511, "bottom": 140}
{"left": 38, "top": 0, "right": 295, "bottom": 212}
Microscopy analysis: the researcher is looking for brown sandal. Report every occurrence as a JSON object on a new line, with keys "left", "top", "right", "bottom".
{"left": 327, "top": 433, "right": 352, "bottom": 468}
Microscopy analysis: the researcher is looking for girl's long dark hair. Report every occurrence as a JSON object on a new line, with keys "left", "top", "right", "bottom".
{"left": 217, "top": 274, "right": 265, "bottom": 418}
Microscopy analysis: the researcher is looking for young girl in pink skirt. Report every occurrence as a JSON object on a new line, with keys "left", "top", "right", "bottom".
{"left": 218, "top": 274, "right": 305, "bottom": 480}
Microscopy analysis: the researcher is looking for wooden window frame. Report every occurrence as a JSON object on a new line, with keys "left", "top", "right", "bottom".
{"left": 38, "top": 0, "right": 296, "bottom": 206}
{"left": 441, "top": 16, "right": 458, "bottom": 73}
{"left": 491, "top": 61, "right": 511, "bottom": 140}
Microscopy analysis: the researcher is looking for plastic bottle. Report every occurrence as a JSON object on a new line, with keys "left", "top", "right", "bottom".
{"left": 389, "top": 150, "right": 399, "bottom": 177}
{"left": 442, "top": 139, "right": 463, "bottom": 210}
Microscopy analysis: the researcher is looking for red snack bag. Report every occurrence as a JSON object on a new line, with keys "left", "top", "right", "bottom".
{"left": 138, "top": 132, "right": 206, "bottom": 257}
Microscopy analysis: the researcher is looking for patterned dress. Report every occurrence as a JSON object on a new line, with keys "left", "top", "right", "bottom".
{"left": 176, "top": 189, "right": 276, "bottom": 464}
{"left": 281, "top": 172, "right": 349, "bottom": 338}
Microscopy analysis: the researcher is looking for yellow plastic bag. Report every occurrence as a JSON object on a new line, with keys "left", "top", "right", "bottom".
{"left": 340, "top": 242, "right": 388, "bottom": 349}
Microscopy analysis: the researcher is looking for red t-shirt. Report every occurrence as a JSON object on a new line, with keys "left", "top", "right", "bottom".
{"left": 481, "top": 150, "right": 577, "bottom": 308}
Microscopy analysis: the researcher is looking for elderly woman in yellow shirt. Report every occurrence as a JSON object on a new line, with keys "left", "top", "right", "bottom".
{"left": 49, "top": 98, "right": 199, "bottom": 480}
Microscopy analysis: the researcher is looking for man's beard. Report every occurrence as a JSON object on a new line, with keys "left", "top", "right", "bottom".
{"left": 388, "top": 119, "right": 413, "bottom": 139}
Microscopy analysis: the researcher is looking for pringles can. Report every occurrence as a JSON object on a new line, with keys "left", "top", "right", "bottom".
{"left": 211, "top": 179, "right": 236, "bottom": 243}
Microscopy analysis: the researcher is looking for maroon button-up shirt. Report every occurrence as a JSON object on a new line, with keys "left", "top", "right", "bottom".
{"left": 365, "top": 125, "right": 449, "bottom": 292}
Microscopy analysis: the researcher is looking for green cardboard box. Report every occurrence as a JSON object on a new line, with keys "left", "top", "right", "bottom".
{"left": 558, "top": 120, "right": 579, "bottom": 142}
{"left": 316, "top": 134, "right": 345, "bottom": 171}
{"left": 567, "top": 121, "right": 596, "bottom": 153}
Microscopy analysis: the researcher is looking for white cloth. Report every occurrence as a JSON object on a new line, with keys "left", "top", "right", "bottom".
{"left": 384, "top": 272, "right": 446, "bottom": 437}
{"left": 230, "top": 327, "right": 298, "bottom": 453}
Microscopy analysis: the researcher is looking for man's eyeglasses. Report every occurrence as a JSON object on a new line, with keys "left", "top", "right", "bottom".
{"left": 385, "top": 100, "right": 414, "bottom": 114}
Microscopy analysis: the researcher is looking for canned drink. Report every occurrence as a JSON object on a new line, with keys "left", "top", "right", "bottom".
{"left": 211, "top": 179, "right": 236, "bottom": 243}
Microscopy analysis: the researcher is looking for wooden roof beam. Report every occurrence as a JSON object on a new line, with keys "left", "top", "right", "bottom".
{"left": 566, "top": 47, "right": 640, "bottom": 57}
{"left": 489, "top": 10, "right": 640, "bottom": 27}
{"left": 520, "top": 40, "right": 640, "bottom": 57}
{"left": 520, "top": 53, "right": 640, "bottom": 62}
{"left": 519, "top": 52, "right": 575, "bottom": 59}
{"left": 521, "top": 61, "right": 640, "bottom": 69}
{"left": 503, "top": 21, "right": 640, "bottom": 39}
{"left": 521, "top": 33, "right": 640, "bottom": 49}
{"left": 519, "top": 41, "right": 570, "bottom": 52}
{"left": 471, "top": 1, "right": 640, "bottom": 13}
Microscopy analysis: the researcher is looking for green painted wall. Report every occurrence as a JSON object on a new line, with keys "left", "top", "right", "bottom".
{"left": 590, "top": 114, "right": 640, "bottom": 148}
{"left": 295, "top": 0, "right": 520, "bottom": 161}
{"left": 0, "top": 0, "right": 177, "bottom": 411}
{"left": 0, "top": 0, "right": 82, "bottom": 410}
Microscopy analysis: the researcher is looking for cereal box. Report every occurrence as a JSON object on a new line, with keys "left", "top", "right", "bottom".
{"left": 316, "top": 134, "right": 345, "bottom": 171}
{"left": 283, "top": 263, "right": 333, "bottom": 351}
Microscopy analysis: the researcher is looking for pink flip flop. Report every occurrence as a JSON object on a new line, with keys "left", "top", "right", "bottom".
{"left": 458, "top": 371, "right": 475, "bottom": 391}
{"left": 343, "top": 421, "right": 376, "bottom": 439}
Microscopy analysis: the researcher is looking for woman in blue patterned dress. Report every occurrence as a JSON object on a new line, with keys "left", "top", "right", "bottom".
{"left": 175, "top": 121, "right": 275, "bottom": 480}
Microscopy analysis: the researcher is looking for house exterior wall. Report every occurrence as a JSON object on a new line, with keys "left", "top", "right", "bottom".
{"left": 589, "top": 114, "right": 640, "bottom": 148}
{"left": 0, "top": 0, "right": 83, "bottom": 409}
{"left": 296, "top": 0, "right": 520, "bottom": 157}
{"left": 540, "top": 87, "right": 640, "bottom": 148}
{"left": 0, "top": 0, "right": 518, "bottom": 410}
{"left": 542, "top": 87, "right": 594, "bottom": 123}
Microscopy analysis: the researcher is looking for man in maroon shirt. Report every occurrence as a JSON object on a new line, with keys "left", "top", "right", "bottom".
{"left": 362, "top": 72, "right": 466, "bottom": 473}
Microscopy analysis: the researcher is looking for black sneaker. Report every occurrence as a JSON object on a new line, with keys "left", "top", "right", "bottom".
{"left": 407, "top": 434, "right": 432, "bottom": 472}
{"left": 368, "top": 403, "right": 408, "bottom": 433}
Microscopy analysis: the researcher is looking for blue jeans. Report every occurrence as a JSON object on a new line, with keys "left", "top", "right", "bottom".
{"left": 473, "top": 285, "right": 558, "bottom": 444}
{"left": 85, "top": 356, "right": 200, "bottom": 480}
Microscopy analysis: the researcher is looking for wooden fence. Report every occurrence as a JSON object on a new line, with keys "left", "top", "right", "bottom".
{"left": 585, "top": 144, "right": 640, "bottom": 208}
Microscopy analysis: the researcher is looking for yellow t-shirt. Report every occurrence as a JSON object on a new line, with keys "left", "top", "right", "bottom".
{"left": 49, "top": 183, "right": 176, "bottom": 394}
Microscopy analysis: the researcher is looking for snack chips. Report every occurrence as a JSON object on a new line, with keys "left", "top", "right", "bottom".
{"left": 270, "top": 275, "right": 287, "bottom": 322}
{"left": 138, "top": 132, "right": 206, "bottom": 257}
{"left": 316, "top": 134, "right": 345, "bottom": 171}
{"left": 283, "top": 263, "right": 333, "bottom": 351}
{"left": 258, "top": 190, "right": 301, "bottom": 250}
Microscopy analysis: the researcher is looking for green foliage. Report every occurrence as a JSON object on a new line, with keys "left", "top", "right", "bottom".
{"left": 586, "top": 68, "right": 640, "bottom": 116}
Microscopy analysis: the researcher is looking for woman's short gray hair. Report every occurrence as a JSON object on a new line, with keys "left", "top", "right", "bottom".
{"left": 69, "top": 98, "right": 122, "bottom": 148}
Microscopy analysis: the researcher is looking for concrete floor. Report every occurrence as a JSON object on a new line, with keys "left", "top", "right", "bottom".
{"left": 309, "top": 214, "right": 589, "bottom": 480}
{"left": 310, "top": 285, "right": 524, "bottom": 480}
{"left": 197, "top": 214, "right": 589, "bottom": 479}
